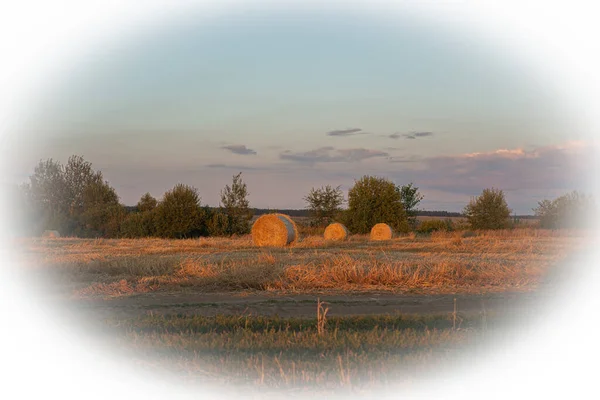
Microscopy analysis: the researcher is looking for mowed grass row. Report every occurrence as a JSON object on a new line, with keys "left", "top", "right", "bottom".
{"left": 102, "top": 313, "right": 489, "bottom": 390}
{"left": 14, "top": 229, "right": 588, "bottom": 297}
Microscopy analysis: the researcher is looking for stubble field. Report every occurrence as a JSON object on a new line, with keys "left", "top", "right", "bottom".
{"left": 12, "top": 228, "right": 589, "bottom": 394}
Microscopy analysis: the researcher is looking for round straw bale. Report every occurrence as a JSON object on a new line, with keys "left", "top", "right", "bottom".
{"left": 251, "top": 213, "right": 298, "bottom": 247}
{"left": 42, "top": 230, "right": 60, "bottom": 238}
{"left": 370, "top": 223, "right": 394, "bottom": 241}
{"left": 324, "top": 223, "right": 349, "bottom": 241}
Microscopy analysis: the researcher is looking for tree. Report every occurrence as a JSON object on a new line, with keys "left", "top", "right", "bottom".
{"left": 20, "top": 155, "right": 121, "bottom": 237}
{"left": 22, "top": 158, "right": 70, "bottom": 234}
{"left": 153, "top": 184, "right": 207, "bottom": 238}
{"left": 215, "top": 172, "right": 253, "bottom": 235}
{"left": 398, "top": 183, "right": 424, "bottom": 229}
{"left": 463, "top": 188, "right": 512, "bottom": 230}
{"left": 63, "top": 155, "right": 103, "bottom": 217}
{"left": 533, "top": 191, "right": 594, "bottom": 229}
{"left": 137, "top": 193, "right": 158, "bottom": 213}
{"left": 77, "top": 179, "right": 124, "bottom": 237}
{"left": 344, "top": 176, "right": 410, "bottom": 234}
{"left": 304, "top": 185, "right": 344, "bottom": 227}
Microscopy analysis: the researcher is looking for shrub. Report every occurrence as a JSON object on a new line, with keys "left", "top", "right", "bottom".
{"left": 463, "top": 188, "right": 512, "bottom": 230}
{"left": 304, "top": 185, "right": 344, "bottom": 227}
{"left": 417, "top": 219, "right": 454, "bottom": 234}
{"left": 153, "top": 184, "right": 208, "bottom": 238}
{"left": 207, "top": 210, "right": 231, "bottom": 237}
{"left": 120, "top": 212, "right": 146, "bottom": 238}
{"left": 533, "top": 191, "right": 595, "bottom": 229}
{"left": 344, "top": 176, "right": 410, "bottom": 234}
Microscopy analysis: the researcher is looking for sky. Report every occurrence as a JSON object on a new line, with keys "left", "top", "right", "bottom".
{"left": 6, "top": 7, "right": 593, "bottom": 214}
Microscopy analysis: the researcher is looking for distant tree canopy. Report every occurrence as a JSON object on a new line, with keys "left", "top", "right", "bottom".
{"left": 304, "top": 185, "right": 345, "bottom": 227}
{"left": 16, "top": 154, "right": 586, "bottom": 239}
{"left": 533, "top": 191, "right": 595, "bottom": 229}
{"left": 20, "top": 155, "right": 124, "bottom": 237}
{"left": 463, "top": 188, "right": 512, "bottom": 230}
{"left": 344, "top": 175, "right": 410, "bottom": 234}
{"left": 137, "top": 193, "right": 158, "bottom": 213}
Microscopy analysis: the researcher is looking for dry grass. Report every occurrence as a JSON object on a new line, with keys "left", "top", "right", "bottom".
{"left": 14, "top": 228, "right": 590, "bottom": 298}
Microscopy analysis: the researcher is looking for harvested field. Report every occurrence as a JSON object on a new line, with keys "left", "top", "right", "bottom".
{"left": 10, "top": 228, "right": 591, "bottom": 393}
{"left": 14, "top": 229, "right": 587, "bottom": 298}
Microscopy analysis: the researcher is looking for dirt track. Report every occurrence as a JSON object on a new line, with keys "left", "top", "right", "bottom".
{"left": 58, "top": 290, "right": 550, "bottom": 322}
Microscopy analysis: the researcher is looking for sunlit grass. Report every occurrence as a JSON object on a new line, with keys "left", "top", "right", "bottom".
{"left": 14, "top": 229, "right": 589, "bottom": 298}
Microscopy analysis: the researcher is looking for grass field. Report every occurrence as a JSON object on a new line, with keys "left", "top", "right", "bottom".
{"left": 12, "top": 228, "right": 589, "bottom": 393}
{"left": 17, "top": 228, "right": 583, "bottom": 297}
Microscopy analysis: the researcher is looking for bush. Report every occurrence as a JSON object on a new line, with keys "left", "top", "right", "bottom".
{"left": 206, "top": 210, "right": 232, "bottom": 237}
{"left": 417, "top": 219, "right": 454, "bottom": 234}
{"left": 533, "top": 191, "right": 595, "bottom": 229}
{"left": 304, "top": 185, "right": 344, "bottom": 227}
{"left": 463, "top": 188, "right": 512, "bottom": 230}
{"left": 344, "top": 176, "right": 410, "bottom": 234}
{"left": 153, "top": 184, "right": 208, "bottom": 238}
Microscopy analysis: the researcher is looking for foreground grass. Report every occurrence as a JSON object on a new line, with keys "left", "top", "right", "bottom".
{"left": 13, "top": 229, "right": 588, "bottom": 297}
{"left": 102, "top": 313, "right": 489, "bottom": 390}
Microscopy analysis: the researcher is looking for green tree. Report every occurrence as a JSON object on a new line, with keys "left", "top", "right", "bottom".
{"left": 344, "top": 176, "right": 410, "bottom": 234}
{"left": 21, "top": 158, "right": 70, "bottom": 234}
{"left": 206, "top": 210, "right": 231, "bottom": 237}
{"left": 20, "top": 155, "right": 122, "bottom": 237}
{"left": 463, "top": 188, "right": 512, "bottom": 230}
{"left": 153, "top": 184, "right": 207, "bottom": 238}
{"left": 304, "top": 185, "right": 344, "bottom": 227}
{"left": 534, "top": 191, "right": 594, "bottom": 229}
{"left": 399, "top": 183, "right": 424, "bottom": 229}
{"left": 120, "top": 212, "right": 147, "bottom": 238}
{"left": 63, "top": 155, "right": 104, "bottom": 218}
{"left": 137, "top": 193, "right": 158, "bottom": 213}
{"left": 77, "top": 179, "right": 124, "bottom": 237}
{"left": 120, "top": 193, "right": 159, "bottom": 238}
{"left": 215, "top": 172, "right": 253, "bottom": 235}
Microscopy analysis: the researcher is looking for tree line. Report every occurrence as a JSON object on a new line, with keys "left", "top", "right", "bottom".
{"left": 10, "top": 155, "right": 594, "bottom": 238}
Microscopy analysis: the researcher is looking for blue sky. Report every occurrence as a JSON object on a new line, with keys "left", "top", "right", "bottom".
{"left": 9, "top": 8, "right": 591, "bottom": 214}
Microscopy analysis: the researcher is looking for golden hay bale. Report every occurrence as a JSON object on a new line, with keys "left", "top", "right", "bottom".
{"left": 324, "top": 223, "right": 349, "bottom": 241}
{"left": 42, "top": 230, "right": 60, "bottom": 238}
{"left": 251, "top": 213, "right": 299, "bottom": 247}
{"left": 370, "top": 223, "right": 394, "bottom": 241}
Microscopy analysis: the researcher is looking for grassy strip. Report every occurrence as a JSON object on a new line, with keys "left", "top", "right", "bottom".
{"left": 103, "top": 314, "right": 488, "bottom": 390}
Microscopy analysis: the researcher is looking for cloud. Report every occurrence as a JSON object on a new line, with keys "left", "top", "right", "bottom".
{"left": 280, "top": 147, "right": 388, "bottom": 165}
{"left": 387, "top": 155, "right": 422, "bottom": 163}
{"left": 389, "top": 132, "right": 434, "bottom": 140}
{"left": 221, "top": 144, "right": 257, "bottom": 155}
{"left": 400, "top": 141, "right": 593, "bottom": 196}
{"left": 337, "top": 148, "right": 389, "bottom": 161}
{"left": 326, "top": 128, "right": 366, "bottom": 137}
{"left": 205, "top": 163, "right": 260, "bottom": 171}
{"left": 413, "top": 132, "right": 434, "bottom": 138}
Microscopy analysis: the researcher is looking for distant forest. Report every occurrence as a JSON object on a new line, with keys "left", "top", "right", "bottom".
{"left": 122, "top": 206, "right": 536, "bottom": 219}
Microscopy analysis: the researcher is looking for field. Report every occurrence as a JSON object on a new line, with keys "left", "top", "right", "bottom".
{"left": 13, "top": 228, "right": 589, "bottom": 395}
